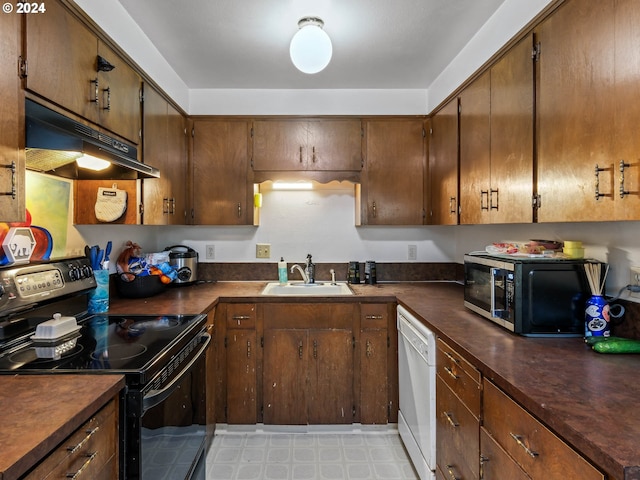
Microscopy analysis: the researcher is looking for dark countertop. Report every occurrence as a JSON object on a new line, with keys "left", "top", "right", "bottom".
{"left": 0, "top": 375, "right": 125, "bottom": 480}
{"left": 109, "top": 280, "right": 640, "bottom": 480}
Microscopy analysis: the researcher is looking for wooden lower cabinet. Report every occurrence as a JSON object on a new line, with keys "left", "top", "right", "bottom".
{"left": 482, "top": 379, "right": 604, "bottom": 480}
{"left": 262, "top": 303, "right": 355, "bottom": 425}
{"left": 358, "top": 303, "right": 390, "bottom": 424}
{"left": 214, "top": 303, "right": 258, "bottom": 424}
{"left": 24, "top": 398, "right": 118, "bottom": 480}
{"left": 214, "top": 301, "right": 395, "bottom": 426}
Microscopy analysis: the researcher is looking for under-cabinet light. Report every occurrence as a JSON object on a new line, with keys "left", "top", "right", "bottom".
{"left": 76, "top": 154, "right": 111, "bottom": 171}
{"left": 272, "top": 181, "right": 314, "bottom": 190}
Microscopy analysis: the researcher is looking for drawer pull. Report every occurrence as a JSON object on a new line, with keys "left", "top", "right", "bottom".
{"left": 510, "top": 432, "right": 539, "bottom": 458}
{"left": 66, "top": 452, "right": 97, "bottom": 479}
{"left": 67, "top": 426, "right": 100, "bottom": 454}
{"left": 364, "top": 314, "right": 383, "bottom": 320}
{"left": 443, "top": 411, "right": 459, "bottom": 427}
{"left": 444, "top": 366, "right": 459, "bottom": 379}
{"left": 443, "top": 351, "right": 460, "bottom": 364}
{"left": 445, "top": 464, "right": 461, "bottom": 480}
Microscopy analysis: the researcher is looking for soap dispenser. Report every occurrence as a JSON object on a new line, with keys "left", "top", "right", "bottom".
{"left": 278, "top": 257, "right": 288, "bottom": 284}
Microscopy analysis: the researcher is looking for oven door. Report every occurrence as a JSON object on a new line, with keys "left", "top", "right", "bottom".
{"left": 137, "top": 331, "right": 211, "bottom": 480}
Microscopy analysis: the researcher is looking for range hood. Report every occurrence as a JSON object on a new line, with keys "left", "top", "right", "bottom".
{"left": 25, "top": 99, "right": 160, "bottom": 180}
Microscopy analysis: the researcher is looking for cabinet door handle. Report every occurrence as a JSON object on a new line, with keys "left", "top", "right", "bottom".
{"left": 365, "top": 339, "right": 372, "bottom": 357}
{"left": 449, "top": 196, "right": 457, "bottom": 214}
{"left": 298, "top": 341, "right": 303, "bottom": 359}
{"left": 312, "top": 146, "right": 316, "bottom": 163}
{"left": 372, "top": 201, "right": 377, "bottom": 218}
{"left": 67, "top": 426, "right": 100, "bottom": 453}
{"left": 0, "top": 161, "right": 16, "bottom": 199}
{"left": 445, "top": 464, "right": 461, "bottom": 480}
{"left": 480, "top": 454, "right": 490, "bottom": 479}
{"left": 237, "top": 202, "right": 242, "bottom": 218}
{"left": 594, "top": 164, "right": 612, "bottom": 200}
{"left": 162, "top": 198, "right": 170, "bottom": 214}
{"left": 480, "top": 190, "right": 489, "bottom": 211}
{"left": 444, "top": 366, "right": 459, "bottom": 380}
{"left": 299, "top": 145, "right": 303, "bottom": 163}
{"left": 509, "top": 432, "right": 539, "bottom": 458}
{"left": 247, "top": 341, "right": 251, "bottom": 358}
{"left": 90, "top": 78, "right": 99, "bottom": 103}
{"left": 443, "top": 351, "right": 460, "bottom": 364}
{"left": 443, "top": 411, "right": 459, "bottom": 427}
{"left": 620, "top": 159, "right": 631, "bottom": 198}
{"left": 66, "top": 452, "right": 98, "bottom": 479}
{"left": 102, "top": 86, "right": 111, "bottom": 111}
{"left": 490, "top": 188, "right": 499, "bottom": 210}
{"left": 313, "top": 339, "right": 318, "bottom": 359}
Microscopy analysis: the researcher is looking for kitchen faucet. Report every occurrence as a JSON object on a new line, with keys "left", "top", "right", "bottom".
{"left": 290, "top": 264, "right": 310, "bottom": 283}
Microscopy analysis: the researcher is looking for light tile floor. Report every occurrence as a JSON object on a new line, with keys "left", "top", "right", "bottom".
{"left": 206, "top": 425, "right": 420, "bottom": 480}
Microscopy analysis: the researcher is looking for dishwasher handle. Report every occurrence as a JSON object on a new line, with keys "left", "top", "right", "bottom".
{"left": 143, "top": 332, "right": 211, "bottom": 413}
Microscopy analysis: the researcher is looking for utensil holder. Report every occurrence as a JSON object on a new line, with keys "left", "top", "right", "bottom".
{"left": 585, "top": 294, "right": 610, "bottom": 337}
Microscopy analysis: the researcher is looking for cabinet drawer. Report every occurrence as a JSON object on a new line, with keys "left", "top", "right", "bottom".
{"left": 480, "top": 427, "right": 529, "bottom": 480}
{"left": 436, "top": 339, "right": 481, "bottom": 418}
{"left": 25, "top": 398, "right": 117, "bottom": 480}
{"left": 483, "top": 380, "right": 604, "bottom": 480}
{"left": 436, "top": 375, "right": 479, "bottom": 480}
{"left": 263, "top": 303, "right": 355, "bottom": 329}
{"left": 226, "top": 304, "right": 256, "bottom": 329}
{"left": 360, "top": 303, "right": 388, "bottom": 329}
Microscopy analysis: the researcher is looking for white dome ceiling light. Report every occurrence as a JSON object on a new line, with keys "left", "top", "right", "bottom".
{"left": 289, "top": 17, "right": 333, "bottom": 74}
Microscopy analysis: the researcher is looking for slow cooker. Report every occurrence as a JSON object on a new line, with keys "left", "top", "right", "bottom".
{"left": 164, "top": 245, "right": 198, "bottom": 285}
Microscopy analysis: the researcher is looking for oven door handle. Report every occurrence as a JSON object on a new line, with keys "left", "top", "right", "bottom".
{"left": 142, "top": 332, "right": 211, "bottom": 413}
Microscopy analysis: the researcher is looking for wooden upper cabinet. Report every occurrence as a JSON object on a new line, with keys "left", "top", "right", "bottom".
{"left": 614, "top": 0, "right": 640, "bottom": 220}
{"left": 459, "top": 71, "right": 491, "bottom": 225}
{"left": 429, "top": 99, "right": 459, "bottom": 225}
{"left": 191, "top": 119, "right": 253, "bottom": 225}
{"left": 0, "top": 10, "right": 25, "bottom": 223}
{"left": 95, "top": 41, "right": 142, "bottom": 145}
{"left": 252, "top": 119, "right": 362, "bottom": 171}
{"left": 24, "top": 0, "right": 141, "bottom": 144}
{"left": 489, "top": 33, "right": 534, "bottom": 224}
{"left": 141, "top": 85, "right": 187, "bottom": 225}
{"left": 362, "top": 118, "right": 426, "bottom": 225}
{"left": 536, "top": 0, "right": 616, "bottom": 222}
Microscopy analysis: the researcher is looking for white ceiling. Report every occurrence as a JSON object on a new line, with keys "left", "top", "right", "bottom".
{"left": 117, "top": 0, "right": 507, "bottom": 90}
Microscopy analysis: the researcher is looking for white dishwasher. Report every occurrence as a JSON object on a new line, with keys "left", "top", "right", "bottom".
{"left": 397, "top": 305, "right": 436, "bottom": 480}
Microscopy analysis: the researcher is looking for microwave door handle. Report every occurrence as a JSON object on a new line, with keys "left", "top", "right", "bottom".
{"left": 490, "top": 268, "right": 509, "bottom": 319}
{"left": 142, "top": 332, "right": 211, "bottom": 413}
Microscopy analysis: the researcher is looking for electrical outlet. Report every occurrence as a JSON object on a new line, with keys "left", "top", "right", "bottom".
{"left": 630, "top": 266, "right": 640, "bottom": 298}
{"left": 206, "top": 244, "right": 215, "bottom": 259}
{"left": 408, "top": 244, "right": 417, "bottom": 261}
{"left": 256, "top": 243, "right": 271, "bottom": 259}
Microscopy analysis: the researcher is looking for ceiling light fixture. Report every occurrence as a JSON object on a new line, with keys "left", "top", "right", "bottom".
{"left": 289, "top": 17, "right": 332, "bottom": 74}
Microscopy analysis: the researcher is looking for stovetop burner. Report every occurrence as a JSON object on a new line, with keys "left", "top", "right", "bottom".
{"left": 0, "top": 313, "right": 207, "bottom": 384}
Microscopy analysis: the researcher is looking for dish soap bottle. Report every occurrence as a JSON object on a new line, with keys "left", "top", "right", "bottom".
{"left": 278, "top": 257, "right": 288, "bottom": 284}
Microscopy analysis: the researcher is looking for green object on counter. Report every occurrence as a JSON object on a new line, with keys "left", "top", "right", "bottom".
{"left": 592, "top": 338, "right": 640, "bottom": 354}
{"left": 585, "top": 335, "right": 636, "bottom": 346}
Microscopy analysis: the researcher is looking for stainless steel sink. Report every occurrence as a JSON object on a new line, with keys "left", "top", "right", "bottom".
{"left": 261, "top": 282, "right": 353, "bottom": 296}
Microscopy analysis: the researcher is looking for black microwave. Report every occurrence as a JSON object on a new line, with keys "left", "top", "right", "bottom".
{"left": 463, "top": 254, "right": 597, "bottom": 336}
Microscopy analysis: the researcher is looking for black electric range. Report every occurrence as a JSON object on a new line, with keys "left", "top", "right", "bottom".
{"left": 0, "top": 257, "right": 210, "bottom": 480}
